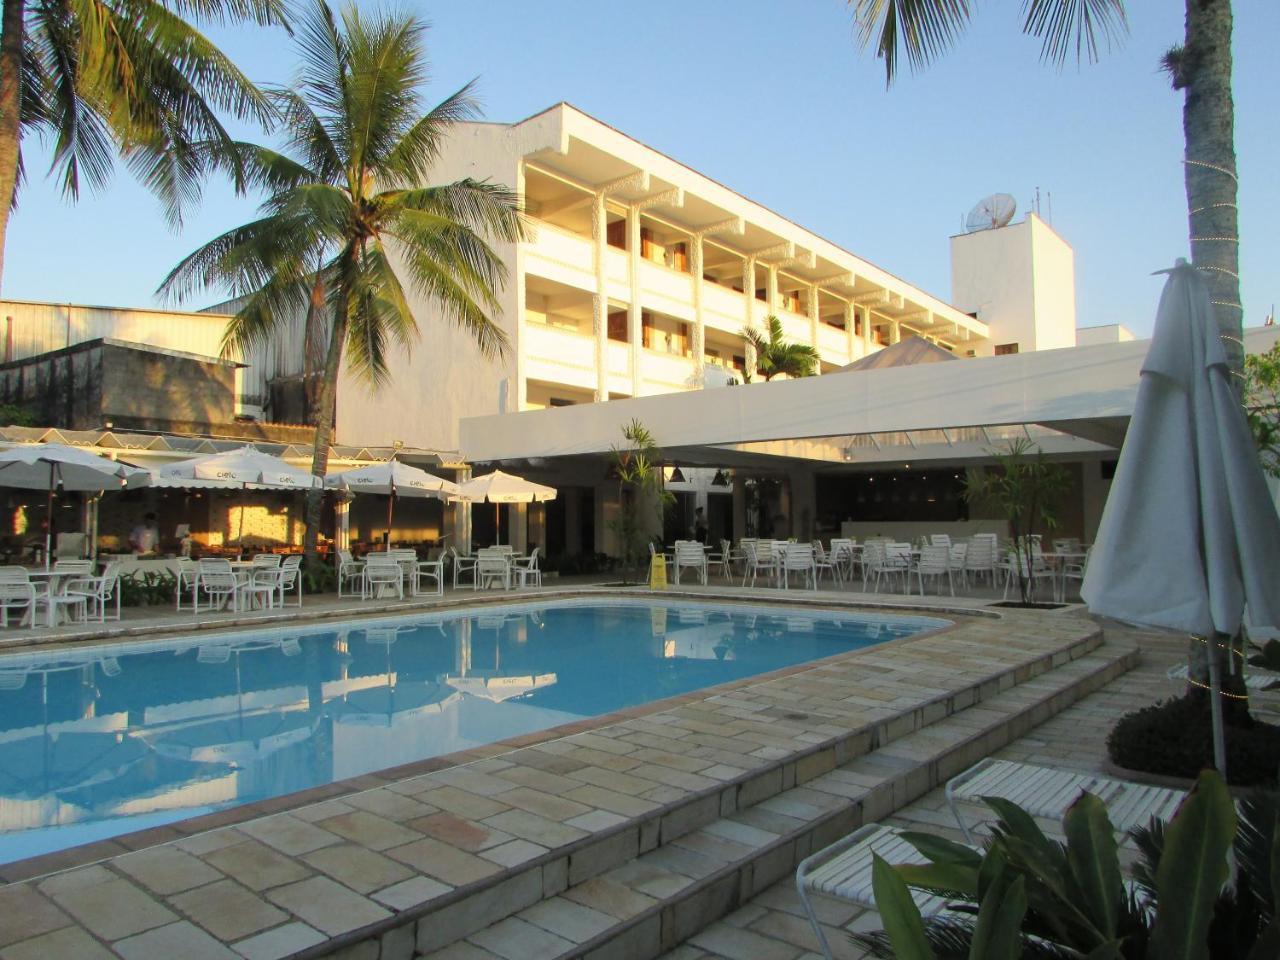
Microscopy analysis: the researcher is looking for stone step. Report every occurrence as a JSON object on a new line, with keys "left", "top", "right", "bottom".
{"left": 414, "top": 640, "right": 1136, "bottom": 960}
{"left": 418, "top": 642, "right": 1136, "bottom": 960}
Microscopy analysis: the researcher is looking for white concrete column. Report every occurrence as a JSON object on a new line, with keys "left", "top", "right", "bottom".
{"left": 508, "top": 503, "right": 528, "bottom": 553}
{"left": 845, "top": 300, "right": 856, "bottom": 358}
{"left": 766, "top": 265, "right": 778, "bottom": 316}
{"left": 890, "top": 319, "right": 901, "bottom": 345}
{"left": 862, "top": 305, "right": 873, "bottom": 352}
{"left": 808, "top": 284, "right": 821, "bottom": 374}
{"left": 451, "top": 465, "right": 472, "bottom": 554}
{"left": 732, "top": 475, "right": 747, "bottom": 542}
{"left": 591, "top": 193, "right": 608, "bottom": 402}
{"left": 788, "top": 467, "right": 816, "bottom": 541}
{"left": 564, "top": 491, "right": 581, "bottom": 556}
{"left": 691, "top": 235, "right": 705, "bottom": 383}
{"left": 627, "top": 205, "right": 642, "bottom": 395}
{"left": 742, "top": 256, "right": 757, "bottom": 378}
{"left": 514, "top": 163, "right": 528, "bottom": 411}
{"left": 528, "top": 502, "right": 547, "bottom": 555}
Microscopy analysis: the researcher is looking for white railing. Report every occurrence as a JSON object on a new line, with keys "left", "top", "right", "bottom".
{"left": 638, "top": 260, "right": 694, "bottom": 315}
{"left": 522, "top": 323, "right": 596, "bottom": 392}
{"left": 526, "top": 220, "right": 592, "bottom": 272}
{"left": 641, "top": 350, "right": 696, "bottom": 393}
{"left": 817, "top": 322, "right": 849, "bottom": 360}
{"left": 701, "top": 281, "right": 746, "bottom": 333}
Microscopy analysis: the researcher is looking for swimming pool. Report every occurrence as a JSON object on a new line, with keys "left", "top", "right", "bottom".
{"left": 0, "top": 599, "right": 946, "bottom": 864}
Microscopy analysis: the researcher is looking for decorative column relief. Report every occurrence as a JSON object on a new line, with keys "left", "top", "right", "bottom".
{"left": 808, "top": 283, "right": 821, "bottom": 375}
{"left": 889, "top": 319, "right": 901, "bottom": 345}
{"left": 742, "top": 255, "right": 757, "bottom": 378}
{"left": 690, "top": 235, "right": 705, "bottom": 384}
{"left": 845, "top": 299, "right": 856, "bottom": 358}
{"left": 766, "top": 265, "right": 778, "bottom": 316}
{"left": 862, "top": 305, "right": 872, "bottom": 352}
{"left": 591, "top": 192, "right": 608, "bottom": 402}
{"left": 627, "top": 204, "right": 642, "bottom": 396}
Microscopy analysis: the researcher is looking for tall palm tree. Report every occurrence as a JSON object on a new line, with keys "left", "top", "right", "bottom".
{"left": 742, "top": 315, "right": 820, "bottom": 381}
{"left": 160, "top": 0, "right": 523, "bottom": 562}
{"left": 847, "top": 1, "right": 1242, "bottom": 374}
{"left": 0, "top": 0, "right": 289, "bottom": 291}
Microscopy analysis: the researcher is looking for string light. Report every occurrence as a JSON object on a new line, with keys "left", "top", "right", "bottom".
{"left": 1178, "top": 634, "right": 1255, "bottom": 701}
{"left": 1183, "top": 158, "right": 1238, "bottom": 182}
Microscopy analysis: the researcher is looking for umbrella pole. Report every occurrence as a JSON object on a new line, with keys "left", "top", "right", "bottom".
{"left": 1207, "top": 632, "right": 1228, "bottom": 777}
{"left": 45, "top": 462, "right": 55, "bottom": 570}
{"left": 386, "top": 491, "right": 395, "bottom": 549}
{"left": 495, "top": 502, "right": 500, "bottom": 546}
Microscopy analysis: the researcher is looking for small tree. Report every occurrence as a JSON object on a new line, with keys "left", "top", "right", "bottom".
{"left": 963, "top": 439, "right": 1070, "bottom": 605}
{"left": 1245, "top": 341, "right": 1280, "bottom": 479}
{"left": 741, "top": 316, "right": 819, "bottom": 382}
{"left": 609, "top": 419, "right": 673, "bottom": 583}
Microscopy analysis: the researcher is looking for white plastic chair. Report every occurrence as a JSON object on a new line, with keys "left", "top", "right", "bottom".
{"left": 277, "top": 555, "right": 303, "bottom": 607}
{"left": 672, "top": 540, "right": 708, "bottom": 586}
{"left": 712, "top": 539, "right": 742, "bottom": 579}
{"left": 196, "top": 559, "right": 239, "bottom": 612}
{"left": 173, "top": 558, "right": 199, "bottom": 610}
{"left": 0, "top": 568, "right": 38, "bottom": 629}
{"left": 363, "top": 554, "right": 403, "bottom": 599}
{"left": 65, "top": 561, "right": 124, "bottom": 622}
{"left": 812, "top": 541, "right": 841, "bottom": 585}
{"left": 780, "top": 543, "right": 817, "bottom": 591}
{"left": 914, "top": 544, "right": 953, "bottom": 596}
{"left": 512, "top": 547, "right": 541, "bottom": 588}
{"left": 252, "top": 553, "right": 282, "bottom": 569}
{"left": 449, "top": 546, "right": 477, "bottom": 589}
{"left": 961, "top": 538, "right": 994, "bottom": 589}
{"left": 413, "top": 553, "right": 445, "bottom": 596}
{"left": 242, "top": 565, "right": 280, "bottom": 611}
{"left": 475, "top": 552, "right": 510, "bottom": 590}
{"left": 741, "top": 540, "right": 778, "bottom": 588}
{"left": 337, "top": 549, "right": 364, "bottom": 597}
{"left": 828, "top": 538, "right": 856, "bottom": 580}
{"left": 929, "top": 534, "right": 952, "bottom": 548}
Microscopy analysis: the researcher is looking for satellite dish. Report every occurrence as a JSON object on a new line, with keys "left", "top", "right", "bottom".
{"left": 964, "top": 194, "right": 1017, "bottom": 233}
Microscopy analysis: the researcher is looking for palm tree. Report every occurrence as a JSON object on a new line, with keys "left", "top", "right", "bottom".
{"left": 742, "top": 315, "right": 820, "bottom": 381}
{"left": 847, "top": 1, "right": 1242, "bottom": 374}
{"left": 0, "top": 0, "right": 289, "bottom": 292}
{"left": 160, "top": 0, "right": 523, "bottom": 562}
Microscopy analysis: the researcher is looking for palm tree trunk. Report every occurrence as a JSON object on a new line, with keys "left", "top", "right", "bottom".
{"left": 0, "top": 0, "right": 25, "bottom": 293}
{"left": 303, "top": 307, "right": 347, "bottom": 564}
{"left": 1181, "top": 0, "right": 1241, "bottom": 689}
{"left": 301, "top": 274, "right": 326, "bottom": 418}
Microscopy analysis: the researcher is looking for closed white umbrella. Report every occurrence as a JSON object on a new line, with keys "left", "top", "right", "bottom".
{"left": 0, "top": 443, "right": 148, "bottom": 566}
{"left": 326, "top": 461, "right": 458, "bottom": 545}
{"left": 1082, "top": 262, "right": 1280, "bottom": 774}
{"left": 454, "top": 470, "right": 556, "bottom": 546}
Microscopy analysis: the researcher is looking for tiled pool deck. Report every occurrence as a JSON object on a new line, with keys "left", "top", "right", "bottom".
{"left": 0, "top": 587, "right": 1161, "bottom": 959}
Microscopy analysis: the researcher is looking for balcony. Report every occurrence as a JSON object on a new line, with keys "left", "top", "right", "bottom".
{"left": 816, "top": 322, "right": 850, "bottom": 361}
{"left": 701, "top": 280, "right": 747, "bottom": 334}
{"left": 524, "top": 220, "right": 593, "bottom": 291}
{"left": 522, "top": 322, "right": 597, "bottom": 393}
{"left": 638, "top": 260, "right": 694, "bottom": 320}
{"left": 640, "top": 350, "right": 697, "bottom": 395}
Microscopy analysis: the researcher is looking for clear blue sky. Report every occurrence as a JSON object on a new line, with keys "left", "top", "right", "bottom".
{"left": 6, "top": 1, "right": 1277, "bottom": 336}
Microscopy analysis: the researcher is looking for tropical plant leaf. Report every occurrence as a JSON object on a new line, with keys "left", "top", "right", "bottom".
{"left": 871, "top": 853, "right": 936, "bottom": 960}
{"left": 1063, "top": 792, "right": 1124, "bottom": 940}
{"left": 900, "top": 830, "right": 984, "bottom": 867}
{"left": 1150, "top": 769, "right": 1237, "bottom": 960}
{"left": 970, "top": 874, "right": 1027, "bottom": 960}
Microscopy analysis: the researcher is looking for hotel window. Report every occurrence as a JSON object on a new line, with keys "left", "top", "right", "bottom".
{"left": 606, "top": 219, "right": 626, "bottom": 250}
{"left": 549, "top": 398, "right": 576, "bottom": 407}
{"left": 607, "top": 310, "right": 628, "bottom": 343}
{"left": 995, "top": 343, "right": 1020, "bottom": 355}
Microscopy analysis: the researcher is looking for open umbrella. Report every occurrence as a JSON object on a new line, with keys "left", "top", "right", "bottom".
{"left": 154, "top": 448, "right": 319, "bottom": 557}
{"left": 1082, "top": 261, "right": 1280, "bottom": 774}
{"left": 326, "top": 460, "right": 458, "bottom": 546}
{"left": 454, "top": 470, "right": 556, "bottom": 546}
{"left": 0, "top": 443, "right": 148, "bottom": 566}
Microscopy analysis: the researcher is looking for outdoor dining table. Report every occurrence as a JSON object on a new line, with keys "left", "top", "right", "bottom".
{"left": 1041, "top": 551, "right": 1088, "bottom": 602}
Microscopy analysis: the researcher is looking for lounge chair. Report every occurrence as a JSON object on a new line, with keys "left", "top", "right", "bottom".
{"left": 944, "top": 757, "right": 1184, "bottom": 843}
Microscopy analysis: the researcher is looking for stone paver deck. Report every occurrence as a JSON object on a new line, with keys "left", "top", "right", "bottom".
{"left": 0, "top": 588, "right": 1105, "bottom": 959}
{"left": 664, "top": 626, "right": 1278, "bottom": 960}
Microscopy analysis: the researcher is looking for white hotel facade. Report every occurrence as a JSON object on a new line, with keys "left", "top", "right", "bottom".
{"left": 333, "top": 102, "right": 1082, "bottom": 454}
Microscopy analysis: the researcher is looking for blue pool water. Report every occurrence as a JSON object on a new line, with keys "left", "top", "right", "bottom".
{"left": 0, "top": 600, "right": 945, "bottom": 864}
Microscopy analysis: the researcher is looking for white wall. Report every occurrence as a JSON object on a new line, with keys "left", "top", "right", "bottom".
{"left": 1077, "top": 324, "right": 1136, "bottom": 346}
{"left": 950, "top": 214, "right": 1076, "bottom": 355}
{"left": 333, "top": 123, "right": 523, "bottom": 452}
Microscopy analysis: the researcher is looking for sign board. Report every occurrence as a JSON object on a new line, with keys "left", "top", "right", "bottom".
{"left": 648, "top": 553, "right": 667, "bottom": 590}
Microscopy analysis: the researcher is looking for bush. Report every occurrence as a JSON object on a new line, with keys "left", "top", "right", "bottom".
{"left": 118, "top": 570, "right": 177, "bottom": 606}
{"left": 301, "top": 559, "right": 336, "bottom": 595}
{"left": 1107, "top": 693, "right": 1280, "bottom": 786}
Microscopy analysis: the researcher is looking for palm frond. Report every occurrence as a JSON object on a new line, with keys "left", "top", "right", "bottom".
{"left": 380, "top": 79, "right": 481, "bottom": 188}
{"left": 389, "top": 179, "right": 525, "bottom": 243}
{"left": 341, "top": 5, "right": 426, "bottom": 177}
{"left": 1021, "top": 0, "right": 1127, "bottom": 68}
{"left": 848, "top": 0, "right": 972, "bottom": 85}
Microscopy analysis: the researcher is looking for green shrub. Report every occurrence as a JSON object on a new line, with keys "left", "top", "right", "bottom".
{"left": 301, "top": 559, "right": 336, "bottom": 595}
{"left": 1107, "top": 693, "right": 1280, "bottom": 786}
{"left": 117, "top": 570, "right": 177, "bottom": 606}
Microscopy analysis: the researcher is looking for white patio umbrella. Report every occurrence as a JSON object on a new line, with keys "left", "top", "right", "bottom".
{"left": 454, "top": 470, "right": 556, "bottom": 546}
{"left": 325, "top": 460, "right": 458, "bottom": 545}
{"left": 154, "top": 447, "right": 319, "bottom": 556}
{"left": 0, "top": 443, "right": 148, "bottom": 566}
{"left": 1082, "top": 261, "right": 1280, "bottom": 775}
